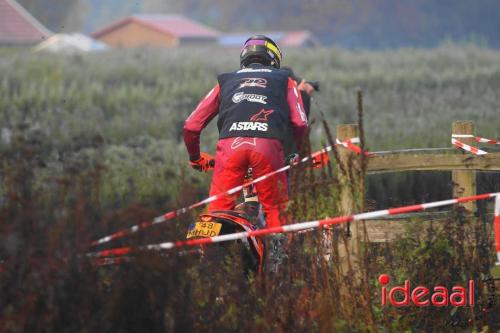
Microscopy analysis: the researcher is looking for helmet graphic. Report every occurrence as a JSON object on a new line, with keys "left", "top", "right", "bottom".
{"left": 240, "top": 35, "right": 282, "bottom": 69}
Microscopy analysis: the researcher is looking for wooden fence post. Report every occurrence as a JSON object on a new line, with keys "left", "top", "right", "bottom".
{"left": 452, "top": 121, "right": 476, "bottom": 212}
{"left": 336, "top": 124, "right": 363, "bottom": 273}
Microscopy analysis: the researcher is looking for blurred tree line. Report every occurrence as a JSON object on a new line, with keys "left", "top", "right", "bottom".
{"left": 19, "top": 0, "right": 500, "bottom": 48}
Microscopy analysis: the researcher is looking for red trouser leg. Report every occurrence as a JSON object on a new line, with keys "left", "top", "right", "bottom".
{"left": 208, "top": 147, "right": 248, "bottom": 210}
{"left": 208, "top": 137, "right": 288, "bottom": 228}
{"left": 248, "top": 149, "right": 288, "bottom": 228}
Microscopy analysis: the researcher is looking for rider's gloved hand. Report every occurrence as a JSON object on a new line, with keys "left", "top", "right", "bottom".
{"left": 189, "top": 152, "right": 215, "bottom": 172}
{"left": 298, "top": 80, "right": 316, "bottom": 96}
{"left": 286, "top": 153, "right": 300, "bottom": 166}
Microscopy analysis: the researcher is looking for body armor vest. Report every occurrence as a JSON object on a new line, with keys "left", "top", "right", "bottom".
{"left": 217, "top": 64, "right": 289, "bottom": 142}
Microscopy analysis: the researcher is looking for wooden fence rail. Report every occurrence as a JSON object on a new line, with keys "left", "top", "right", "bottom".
{"left": 367, "top": 153, "right": 500, "bottom": 172}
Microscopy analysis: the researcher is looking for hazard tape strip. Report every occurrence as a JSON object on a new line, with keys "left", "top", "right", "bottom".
{"left": 494, "top": 194, "right": 500, "bottom": 265}
{"left": 452, "top": 134, "right": 500, "bottom": 146}
{"left": 91, "top": 145, "right": 335, "bottom": 246}
{"left": 91, "top": 137, "right": 375, "bottom": 247}
{"left": 476, "top": 137, "right": 500, "bottom": 145}
{"left": 86, "top": 193, "right": 498, "bottom": 259}
{"left": 335, "top": 137, "right": 373, "bottom": 156}
{"left": 451, "top": 138, "right": 488, "bottom": 155}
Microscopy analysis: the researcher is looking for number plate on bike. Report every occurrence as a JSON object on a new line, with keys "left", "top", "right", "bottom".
{"left": 186, "top": 222, "right": 222, "bottom": 239}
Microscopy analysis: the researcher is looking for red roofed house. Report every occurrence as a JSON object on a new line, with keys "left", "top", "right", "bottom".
{"left": 92, "top": 14, "right": 219, "bottom": 48}
{"left": 0, "top": 0, "right": 51, "bottom": 45}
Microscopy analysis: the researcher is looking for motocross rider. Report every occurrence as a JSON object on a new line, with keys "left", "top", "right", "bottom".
{"left": 183, "top": 35, "right": 308, "bottom": 229}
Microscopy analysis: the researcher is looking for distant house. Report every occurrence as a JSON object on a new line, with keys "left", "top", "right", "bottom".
{"left": 219, "top": 31, "right": 321, "bottom": 48}
{"left": 0, "top": 0, "right": 51, "bottom": 46}
{"left": 33, "top": 33, "right": 108, "bottom": 53}
{"left": 92, "top": 14, "right": 219, "bottom": 48}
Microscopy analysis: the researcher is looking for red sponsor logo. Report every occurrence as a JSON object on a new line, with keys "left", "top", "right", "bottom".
{"left": 249, "top": 109, "right": 274, "bottom": 122}
{"left": 379, "top": 274, "right": 474, "bottom": 307}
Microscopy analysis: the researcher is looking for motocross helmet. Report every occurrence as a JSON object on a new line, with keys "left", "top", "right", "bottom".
{"left": 240, "top": 35, "right": 282, "bottom": 69}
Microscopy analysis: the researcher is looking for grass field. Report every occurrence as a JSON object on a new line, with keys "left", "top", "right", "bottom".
{"left": 1, "top": 44, "right": 499, "bottom": 204}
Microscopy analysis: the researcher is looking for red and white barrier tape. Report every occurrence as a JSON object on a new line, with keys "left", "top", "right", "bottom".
{"left": 452, "top": 134, "right": 500, "bottom": 146}
{"left": 494, "top": 194, "right": 500, "bottom": 265}
{"left": 91, "top": 136, "right": 377, "bottom": 247}
{"left": 86, "top": 193, "right": 499, "bottom": 259}
{"left": 476, "top": 137, "right": 500, "bottom": 145}
{"left": 335, "top": 137, "right": 373, "bottom": 156}
{"left": 451, "top": 138, "right": 488, "bottom": 155}
{"left": 91, "top": 145, "right": 334, "bottom": 246}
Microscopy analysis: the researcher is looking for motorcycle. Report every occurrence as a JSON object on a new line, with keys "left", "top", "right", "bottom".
{"left": 186, "top": 166, "right": 266, "bottom": 274}
{"left": 185, "top": 151, "right": 330, "bottom": 274}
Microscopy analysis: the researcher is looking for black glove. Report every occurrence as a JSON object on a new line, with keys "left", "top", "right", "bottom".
{"left": 286, "top": 153, "right": 300, "bottom": 166}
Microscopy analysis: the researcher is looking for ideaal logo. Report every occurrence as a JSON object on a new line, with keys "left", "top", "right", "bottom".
{"left": 379, "top": 274, "right": 474, "bottom": 307}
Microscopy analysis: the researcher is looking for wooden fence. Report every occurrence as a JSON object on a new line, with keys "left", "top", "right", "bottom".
{"left": 333, "top": 120, "right": 500, "bottom": 273}
{"left": 337, "top": 120, "right": 500, "bottom": 216}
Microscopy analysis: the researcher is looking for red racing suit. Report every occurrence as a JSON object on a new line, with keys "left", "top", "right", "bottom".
{"left": 183, "top": 64, "right": 308, "bottom": 228}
